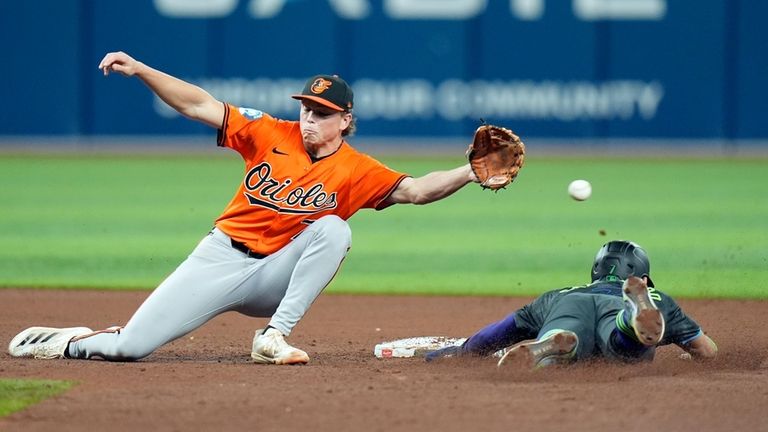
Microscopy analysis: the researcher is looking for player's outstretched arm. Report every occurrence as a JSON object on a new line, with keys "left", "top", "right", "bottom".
{"left": 681, "top": 333, "right": 718, "bottom": 360}
{"left": 384, "top": 164, "right": 477, "bottom": 205}
{"left": 98, "top": 51, "right": 224, "bottom": 128}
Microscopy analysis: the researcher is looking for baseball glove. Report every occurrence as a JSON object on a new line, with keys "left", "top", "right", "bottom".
{"left": 467, "top": 124, "right": 526, "bottom": 190}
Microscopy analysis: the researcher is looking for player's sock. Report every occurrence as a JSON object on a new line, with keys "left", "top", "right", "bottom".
{"left": 615, "top": 310, "right": 637, "bottom": 341}
{"left": 462, "top": 313, "right": 530, "bottom": 356}
{"left": 608, "top": 329, "right": 654, "bottom": 362}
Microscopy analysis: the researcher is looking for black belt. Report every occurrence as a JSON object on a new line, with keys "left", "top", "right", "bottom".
{"left": 230, "top": 239, "right": 268, "bottom": 259}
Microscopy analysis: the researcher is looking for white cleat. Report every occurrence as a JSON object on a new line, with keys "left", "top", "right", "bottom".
{"left": 8, "top": 327, "right": 93, "bottom": 359}
{"left": 251, "top": 328, "right": 309, "bottom": 365}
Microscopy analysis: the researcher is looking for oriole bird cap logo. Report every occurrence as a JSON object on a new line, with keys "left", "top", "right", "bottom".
{"left": 291, "top": 74, "right": 353, "bottom": 112}
{"left": 310, "top": 78, "right": 333, "bottom": 94}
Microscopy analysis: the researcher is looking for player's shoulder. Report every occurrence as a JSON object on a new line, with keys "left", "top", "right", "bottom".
{"left": 230, "top": 105, "right": 295, "bottom": 126}
{"left": 235, "top": 106, "right": 266, "bottom": 121}
{"left": 556, "top": 284, "right": 586, "bottom": 294}
{"left": 338, "top": 143, "right": 387, "bottom": 167}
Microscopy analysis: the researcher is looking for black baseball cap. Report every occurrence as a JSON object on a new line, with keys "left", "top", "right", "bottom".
{"left": 292, "top": 74, "right": 354, "bottom": 112}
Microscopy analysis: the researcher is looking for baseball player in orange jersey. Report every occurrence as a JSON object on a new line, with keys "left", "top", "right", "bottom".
{"left": 9, "top": 51, "right": 483, "bottom": 365}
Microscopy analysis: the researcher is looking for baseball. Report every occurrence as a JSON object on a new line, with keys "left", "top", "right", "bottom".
{"left": 568, "top": 179, "right": 592, "bottom": 201}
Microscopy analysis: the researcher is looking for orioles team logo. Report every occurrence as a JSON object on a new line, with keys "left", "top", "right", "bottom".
{"left": 243, "top": 162, "right": 337, "bottom": 214}
{"left": 310, "top": 78, "right": 333, "bottom": 94}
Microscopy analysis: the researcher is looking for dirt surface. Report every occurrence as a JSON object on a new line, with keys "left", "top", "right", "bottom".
{"left": 1, "top": 289, "right": 767, "bottom": 432}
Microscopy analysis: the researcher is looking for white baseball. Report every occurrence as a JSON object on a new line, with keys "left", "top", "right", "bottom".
{"left": 568, "top": 179, "right": 592, "bottom": 201}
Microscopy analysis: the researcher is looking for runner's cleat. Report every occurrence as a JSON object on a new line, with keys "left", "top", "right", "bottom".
{"left": 497, "top": 330, "right": 578, "bottom": 369}
{"left": 622, "top": 276, "right": 665, "bottom": 346}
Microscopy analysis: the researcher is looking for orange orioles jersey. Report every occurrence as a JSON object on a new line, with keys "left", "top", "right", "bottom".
{"left": 215, "top": 104, "right": 408, "bottom": 255}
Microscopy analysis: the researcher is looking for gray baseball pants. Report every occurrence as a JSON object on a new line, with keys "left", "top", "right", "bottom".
{"left": 69, "top": 215, "right": 351, "bottom": 361}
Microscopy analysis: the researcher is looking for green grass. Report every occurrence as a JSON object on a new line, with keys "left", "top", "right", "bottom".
{"left": 0, "top": 379, "right": 74, "bottom": 417}
{"left": 1, "top": 153, "right": 766, "bottom": 299}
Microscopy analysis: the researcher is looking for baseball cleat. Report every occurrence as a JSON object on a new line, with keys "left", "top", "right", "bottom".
{"left": 251, "top": 328, "right": 309, "bottom": 365}
{"left": 497, "top": 330, "right": 578, "bottom": 369}
{"left": 8, "top": 326, "right": 93, "bottom": 359}
{"left": 622, "top": 276, "right": 665, "bottom": 346}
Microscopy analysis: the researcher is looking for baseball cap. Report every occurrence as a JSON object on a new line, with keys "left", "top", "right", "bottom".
{"left": 292, "top": 74, "right": 354, "bottom": 112}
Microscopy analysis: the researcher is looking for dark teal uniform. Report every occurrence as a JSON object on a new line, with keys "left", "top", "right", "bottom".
{"left": 516, "top": 279, "right": 702, "bottom": 361}
{"left": 426, "top": 278, "right": 703, "bottom": 362}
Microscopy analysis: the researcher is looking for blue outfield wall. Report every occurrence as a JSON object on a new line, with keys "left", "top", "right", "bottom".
{"left": 1, "top": 0, "right": 767, "bottom": 142}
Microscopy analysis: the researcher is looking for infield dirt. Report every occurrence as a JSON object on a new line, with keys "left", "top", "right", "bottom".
{"left": 1, "top": 289, "right": 767, "bottom": 432}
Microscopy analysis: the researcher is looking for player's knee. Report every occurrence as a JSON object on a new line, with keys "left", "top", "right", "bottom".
{"left": 109, "top": 337, "right": 154, "bottom": 361}
{"left": 311, "top": 215, "right": 352, "bottom": 249}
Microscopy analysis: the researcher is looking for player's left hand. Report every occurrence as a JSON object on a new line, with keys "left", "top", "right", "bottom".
{"left": 466, "top": 124, "right": 526, "bottom": 190}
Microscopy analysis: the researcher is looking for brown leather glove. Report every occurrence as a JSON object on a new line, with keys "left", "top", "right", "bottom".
{"left": 467, "top": 124, "right": 526, "bottom": 190}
